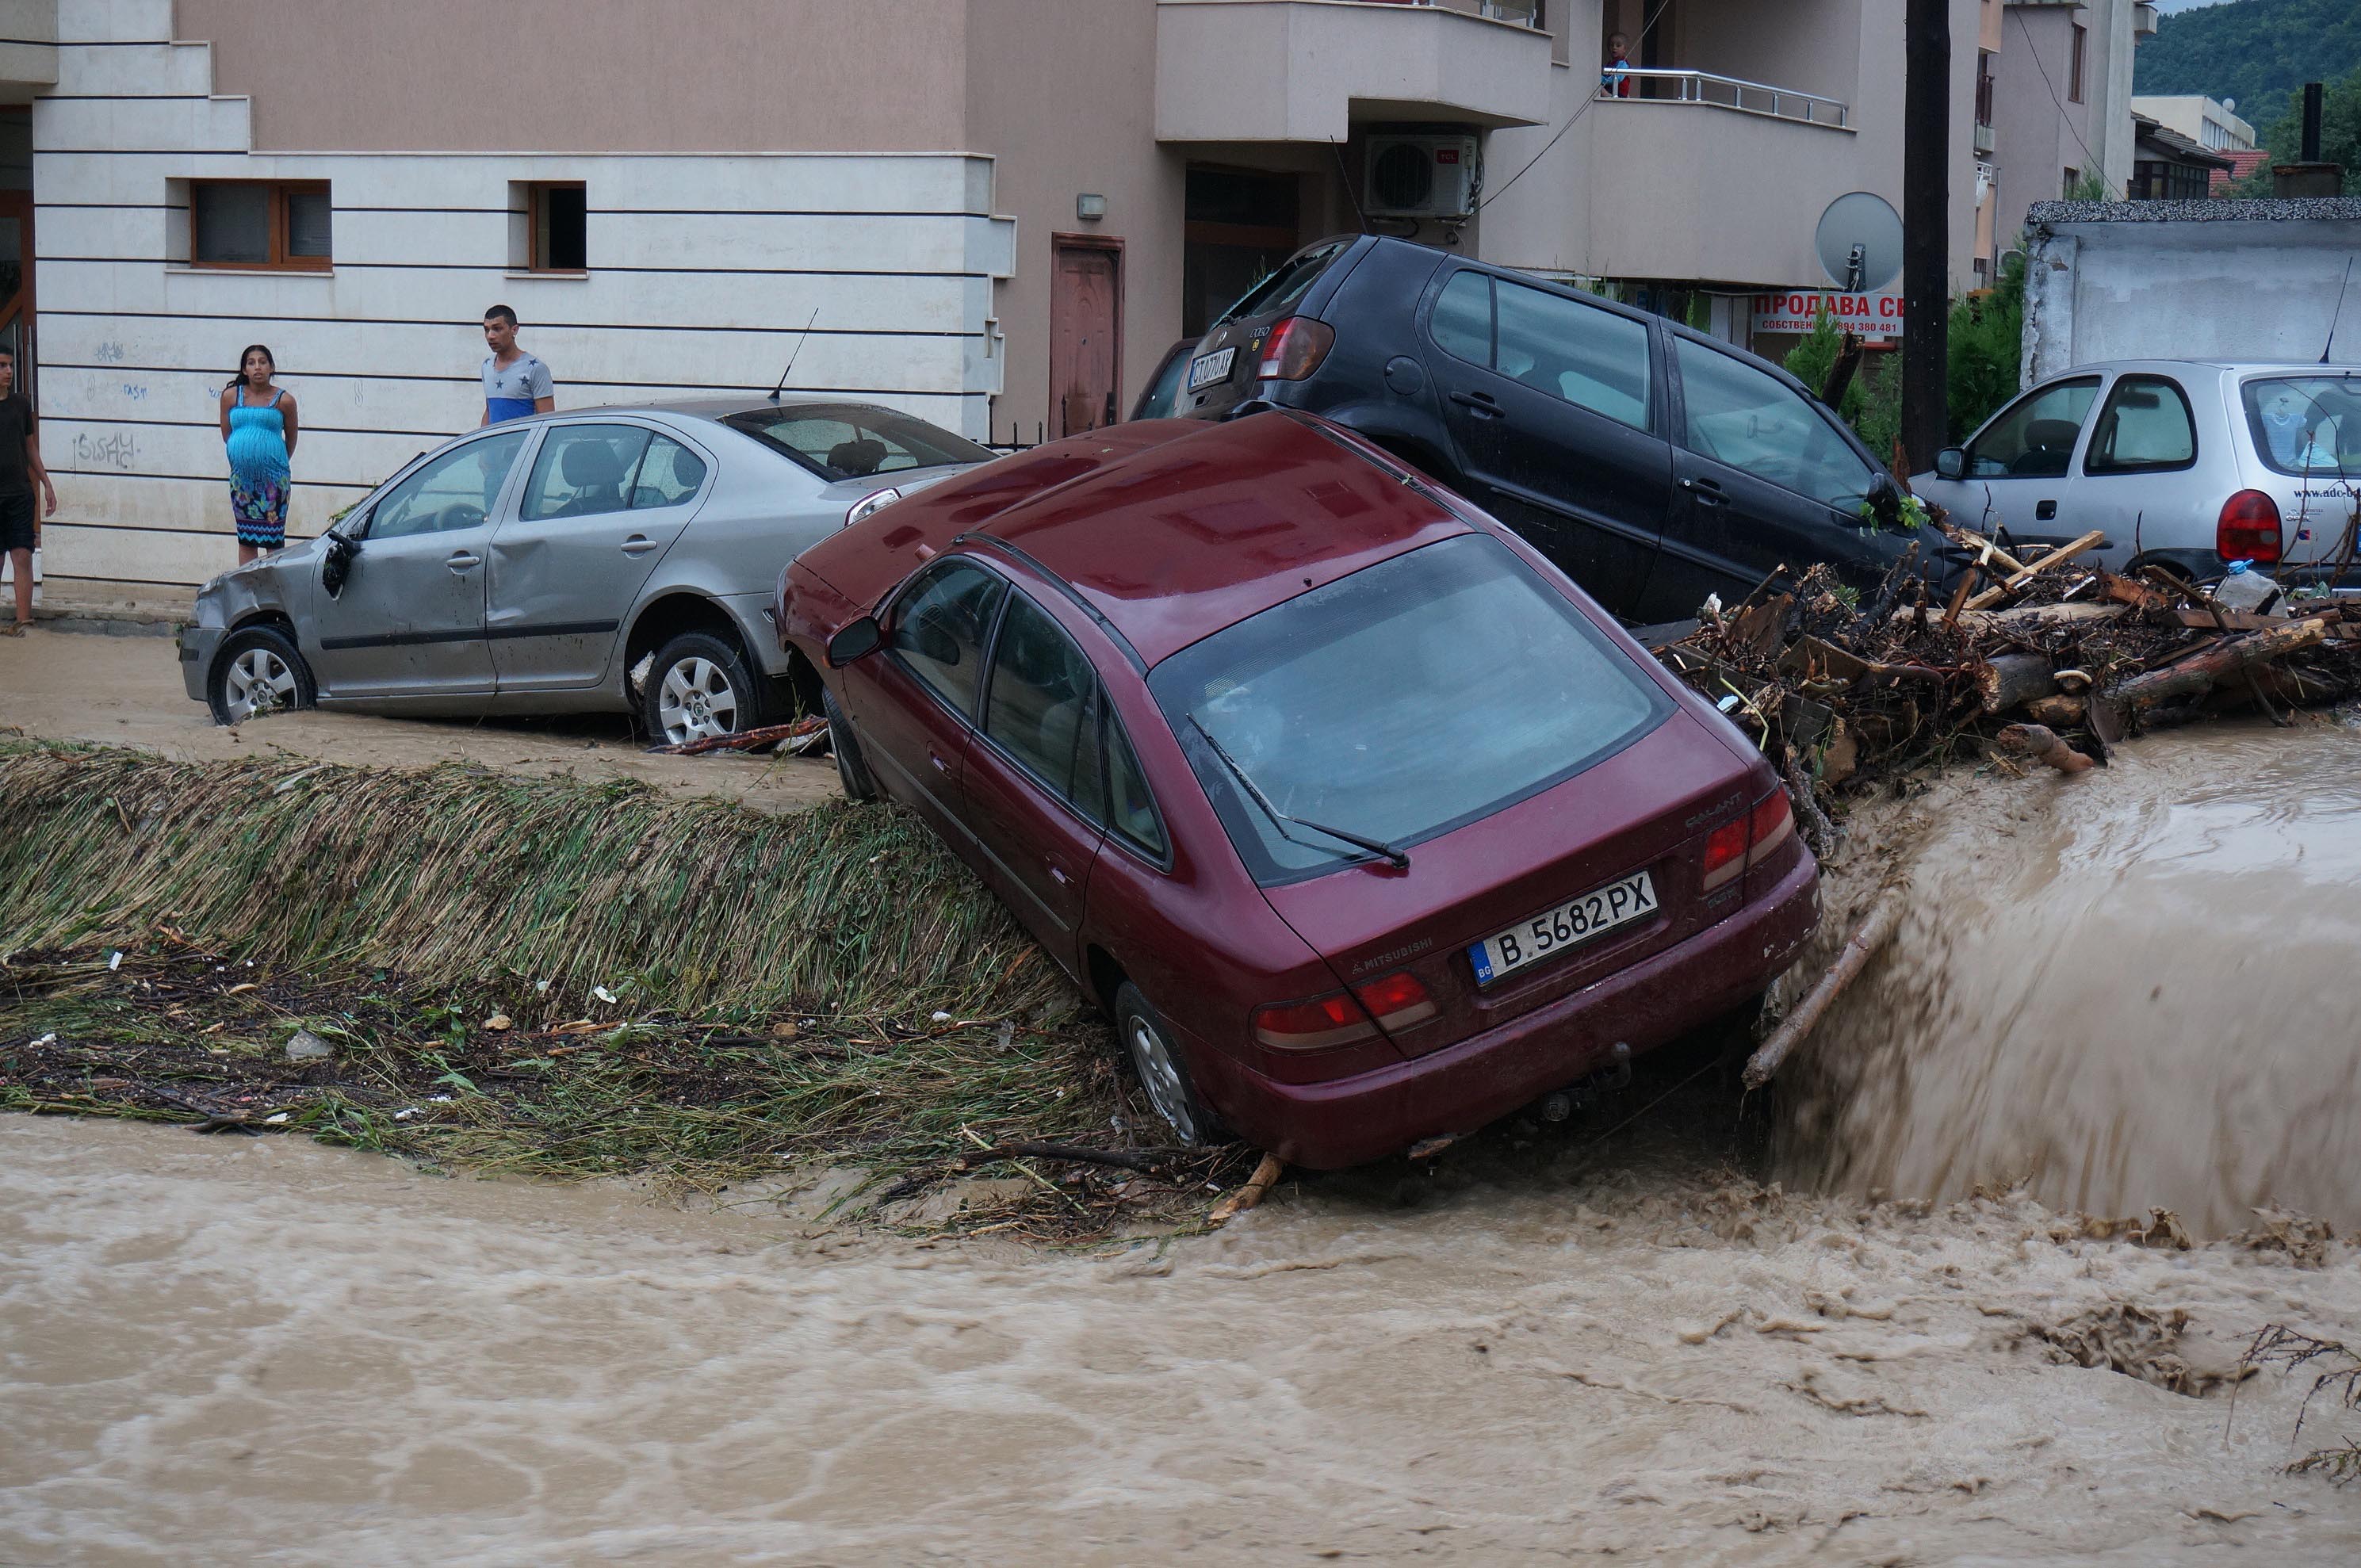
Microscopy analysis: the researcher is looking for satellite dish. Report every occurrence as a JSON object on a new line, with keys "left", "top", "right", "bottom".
{"left": 1815, "top": 190, "right": 1904, "bottom": 293}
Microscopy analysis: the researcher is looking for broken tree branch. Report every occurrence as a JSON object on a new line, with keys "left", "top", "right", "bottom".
{"left": 2104, "top": 619, "right": 2329, "bottom": 709}
{"left": 1996, "top": 722, "right": 2095, "bottom": 774}
{"left": 1743, "top": 894, "right": 1904, "bottom": 1089}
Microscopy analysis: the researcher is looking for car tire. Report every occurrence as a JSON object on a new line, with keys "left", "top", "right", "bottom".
{"left": 1113, "top": 981, "right": 1227, "bottom": 1147}
{"left": 644, "top": 631, "right": 767, "bottom": 747}
{"left": 207, "top": 624, "right": 316, "bottom": 726}
{"left": 822, "top": 686, "right": 878, "bottom": 802}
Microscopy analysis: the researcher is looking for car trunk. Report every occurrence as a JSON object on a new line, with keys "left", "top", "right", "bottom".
{"left": 1257, "top": 710, "right": 1765, "bottom": 1061}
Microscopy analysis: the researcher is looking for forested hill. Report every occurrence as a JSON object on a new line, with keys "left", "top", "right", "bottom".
{"left": 2134, "top": 0, "right": 2361, "bottom": 136}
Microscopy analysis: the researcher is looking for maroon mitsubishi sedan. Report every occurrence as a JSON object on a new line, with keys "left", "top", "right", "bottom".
{"left": 775, "top": 411, "right": 1819, "bottom": 1168}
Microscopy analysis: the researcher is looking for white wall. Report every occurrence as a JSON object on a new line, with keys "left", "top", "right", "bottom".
{"left": 2023, "top": 211, "right": 2361, "bottom": 380}
{"left": 33, "top": 0, "right": 1012, "bottom": 607}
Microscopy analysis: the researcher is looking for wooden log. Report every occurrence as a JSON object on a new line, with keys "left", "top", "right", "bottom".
{"left": 1996, "top": 723, "right": 2095, "bottom": 774}
{"left": 1820, "top": 331, "right": 1865, "bottom": 407}
{"left": 2103, "top": 619, "right": 2329, "bottom": 708}
{"left": 2098, "top": 571, "right": 2174, "bottom": 610}
{"left": 1976, "top": 652, "right": 2057, "bottom": 714}
{"left": 1207, "top": 1152, "right": 1286, "bottom": 1225}
{"left": 1743, "top": 896, "right": 1903, "bottom": 1089}
{"left": 2023, "top": 693, "right": 2087, "bottom": 728}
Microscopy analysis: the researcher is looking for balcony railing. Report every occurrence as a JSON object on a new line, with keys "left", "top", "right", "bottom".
{"left": 1362, "top": 0, "right": 1545, "bottom": 26}
{"left": 1601, "top": 67, "right": 1850, "bottom": 129}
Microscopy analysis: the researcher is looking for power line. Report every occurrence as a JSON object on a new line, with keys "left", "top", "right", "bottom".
{"left": 1475, "top": 0, "right": 1671, "bottom": 212}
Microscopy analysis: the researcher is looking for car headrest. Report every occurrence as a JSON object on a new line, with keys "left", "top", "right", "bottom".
{"left": 561, "top": 439, "right": 627, "bottom": 487}
{"left": 2024, "top": 419, "right": 2080, "bottom": 451}
{"left": 828, "top": 438, "right": 890, "bottom": 476}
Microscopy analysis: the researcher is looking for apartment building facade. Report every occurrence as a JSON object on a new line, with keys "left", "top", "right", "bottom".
{"left": 26, "top": 0, "right": 2019, "bottom": 614}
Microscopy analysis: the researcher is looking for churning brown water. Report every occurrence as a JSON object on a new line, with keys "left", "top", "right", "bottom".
{"left": 7, "top": 721, "right": 2361, "bottom": 1562}
{"left": 1784, "top": 717, "right": 2361, "bottom": 1240}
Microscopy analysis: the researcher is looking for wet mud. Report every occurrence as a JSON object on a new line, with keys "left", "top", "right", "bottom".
{"left": 0, "top": 629, "right": 841, "bottom": 813}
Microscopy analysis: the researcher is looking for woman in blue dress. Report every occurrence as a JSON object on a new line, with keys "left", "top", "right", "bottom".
{"left": 219, "top": 344, "right": 299, "bottom": 564}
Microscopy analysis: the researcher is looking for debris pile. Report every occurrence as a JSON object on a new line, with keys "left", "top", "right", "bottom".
{"left": 1653, "top": 526, "right": 2361, "bottom": 836}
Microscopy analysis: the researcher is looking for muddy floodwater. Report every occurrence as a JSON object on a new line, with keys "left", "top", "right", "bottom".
{"left": 7, "top": 722, "right": 2361, "bottom": 1562}
{"left": 1785, "top": 718, "right": 2361, "bottom": 1239}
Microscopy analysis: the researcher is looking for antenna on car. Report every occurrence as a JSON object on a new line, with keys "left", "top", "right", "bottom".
{"left": 2323, "top": 257, "right": 2354, "bottom": 365}
{"left": 771, "top": 308, "right": 820, "bottom": 402}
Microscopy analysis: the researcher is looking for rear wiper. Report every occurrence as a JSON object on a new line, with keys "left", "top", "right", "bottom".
{"left": 1188, "top": 717, "right": 1410, "bottom": 870}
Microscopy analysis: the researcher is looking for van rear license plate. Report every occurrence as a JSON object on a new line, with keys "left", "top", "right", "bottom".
{"left": 1467, "top": 870, "right": 1656, "bottom": 987}
{"left": 1186, "top": 347, "right": 1236, "bottom": 391}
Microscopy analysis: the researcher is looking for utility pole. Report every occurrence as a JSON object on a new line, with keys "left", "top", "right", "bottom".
{"left": 1901, "top": 0, "right": 1950, "bottom": 472}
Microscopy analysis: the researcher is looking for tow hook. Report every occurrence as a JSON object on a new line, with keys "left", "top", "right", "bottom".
{"left": 1538, "top": 1042, "right": 1634, "bottom": 1122}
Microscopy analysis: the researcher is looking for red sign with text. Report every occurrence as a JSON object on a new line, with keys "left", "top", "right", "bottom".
{"left": 1751, "top": 289, "right": 1904, "bottom": 342}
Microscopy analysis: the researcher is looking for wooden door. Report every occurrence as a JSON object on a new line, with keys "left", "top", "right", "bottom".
{"left": 1050, "top": 236, "right": 1122, "bottom": 438}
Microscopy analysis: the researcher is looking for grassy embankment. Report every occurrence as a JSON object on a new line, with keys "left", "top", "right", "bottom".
{"left": 0, "top": 741, "right": 1232, "bottom": 1222}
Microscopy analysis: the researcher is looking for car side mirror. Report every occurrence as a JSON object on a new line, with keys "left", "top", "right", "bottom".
{"left": 826, "top": 615, "right": 882, "bottom": 667}
{"left": 1934, "top": 447, "right": 1967, "bottom": 481}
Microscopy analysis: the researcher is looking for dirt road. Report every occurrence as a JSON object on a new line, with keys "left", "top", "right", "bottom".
{"left": 0, "top": 625, "right": 843, "bottom": 811}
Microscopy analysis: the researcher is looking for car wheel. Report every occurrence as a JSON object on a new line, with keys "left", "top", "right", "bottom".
{"left": 645, "top": 631, "right": 767, "bottom": 747}
{"left": 207, "top": 625, "right": 316, "bottom": 726}
{"left": 821, "top": 686, "right": 878, "bottom": 802}
{"left": 1113, "top": 981, "right": 1226, "bottom": 1146}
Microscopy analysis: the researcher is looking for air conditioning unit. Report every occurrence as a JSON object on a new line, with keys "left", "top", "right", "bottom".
{"left": 1364, "top": 135, "right": 1479, "bottom": 219}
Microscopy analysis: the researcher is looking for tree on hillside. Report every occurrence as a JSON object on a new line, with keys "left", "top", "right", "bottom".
{"left": 2233, "top": 64, "right": 2361, "bottom": 194}
{"left": 2135, "top": 0, "right": 2361, "bottom": 139}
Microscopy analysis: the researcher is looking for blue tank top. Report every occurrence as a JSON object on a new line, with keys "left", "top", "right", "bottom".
{"left": 227, "top": 388, "right": 289, "bottom": 484}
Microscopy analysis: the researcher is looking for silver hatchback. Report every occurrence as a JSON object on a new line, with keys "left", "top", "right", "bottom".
{"left": 1914, "top": 361, "right": 2361, "bottom": 587}
{"left": 181, "top": 397, "right": 990, "bottom": 740}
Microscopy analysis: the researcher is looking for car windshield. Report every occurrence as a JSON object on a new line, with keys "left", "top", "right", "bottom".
{"left": 2242, "top": 374, "right": 2361, "bottom": 477}
{"left": 1215, "top": 240, "right": 1347, "bottom": 327}
{"left": 1148, "top": 533, "right": 1671, "bottom": 885}
{"left": 721, "top": 403, "right": 993, "bottom": 482}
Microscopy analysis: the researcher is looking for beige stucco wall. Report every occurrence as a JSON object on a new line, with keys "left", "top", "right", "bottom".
{"left": 966, "top": 0, "right": 1183, "bottom": 439}
{"left": 174, "top": 0, "right": 970, "bottom": 151}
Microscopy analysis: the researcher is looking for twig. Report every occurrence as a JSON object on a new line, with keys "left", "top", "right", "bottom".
{"left": 958, "top": 1139, "right": 1187, "bottom": 1176}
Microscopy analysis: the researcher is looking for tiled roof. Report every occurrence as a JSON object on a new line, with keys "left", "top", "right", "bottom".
{"left": 2211, "top": 147, "right": 2272, "bottom": 194}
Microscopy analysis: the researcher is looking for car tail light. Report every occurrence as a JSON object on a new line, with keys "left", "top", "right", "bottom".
{"left": 1253, "top": 991, "right": 1377, "bottom": 1050}
{"left": 2217, "top": 489, "right": 2282, "bottom": 564}
{"left": 1745, "top": 788, "right": 1793, "bottom": 868}
{"left": 844, "top": 487, "right": 903, "bottom": 528}
{"left": 1257, "top": 316, "right": 1335, "bottom": 381}
{"left": 1701, "top": 816, "right": 1750, "bottom": 891}
{"left": 1350, "top": 970, "right": 1438, "bottom": 1032}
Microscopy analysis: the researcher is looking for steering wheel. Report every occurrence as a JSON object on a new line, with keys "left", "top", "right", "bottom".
{"left": 433, "top": 502, "right": 488, "bottom": 534}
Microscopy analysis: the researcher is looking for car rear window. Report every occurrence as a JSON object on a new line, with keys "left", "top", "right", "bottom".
{"left": 1148, "top": 533, "right": 1670, "bottom": 885}
{"left": 1214, "top": 240, "right": 1348, "bottom": 327}
{"left": 721, "top": 403, "right": 993, "bottom": 482}
{"left": 2242, "top": 374, "right": 2361, "bottom": 477}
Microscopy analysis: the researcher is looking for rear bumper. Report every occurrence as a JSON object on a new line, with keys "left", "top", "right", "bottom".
{"left": 1198, "top": 853, "right": 1821, "bottom": 1169}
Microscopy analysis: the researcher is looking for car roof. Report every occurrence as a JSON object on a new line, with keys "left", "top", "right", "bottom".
{"left": 568, "top": 393, "right": 923, "bottom": 420}
{"left": 2047, "top": 359, "right": 2361, "bottom": 377}
{"left": 797, "top": 411, "right": 1472, "bottom": 668}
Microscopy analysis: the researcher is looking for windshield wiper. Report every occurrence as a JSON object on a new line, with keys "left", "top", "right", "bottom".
{"left": 1188, "top": 717, "right": 1410, "bottom": 870}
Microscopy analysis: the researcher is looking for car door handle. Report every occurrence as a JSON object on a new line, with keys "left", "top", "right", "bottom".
{"left": 929, "top": 749, "right": 951, "bottom": 774}
{"left": 1448, "top": 390, "right": 1504, "bottom": 418}
{"left": 2035, "top": 499, "right": 2058, "bottom": 522}
{"left": 1681, "top": 476, "right": 1728, "bottom": 507}
{"left": 446, "top": 552, "right": 481, "bottom": 571}
{"left": 621, "top": 535, "right": 658, "bottom": 556}
{"left": 1048, "top": 860, "right": 1071, "bottom": 887}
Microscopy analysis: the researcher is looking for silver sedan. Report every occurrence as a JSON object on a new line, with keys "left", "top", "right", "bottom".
{"left": 180, "top": 397, "right": 989, "bottom": 740}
